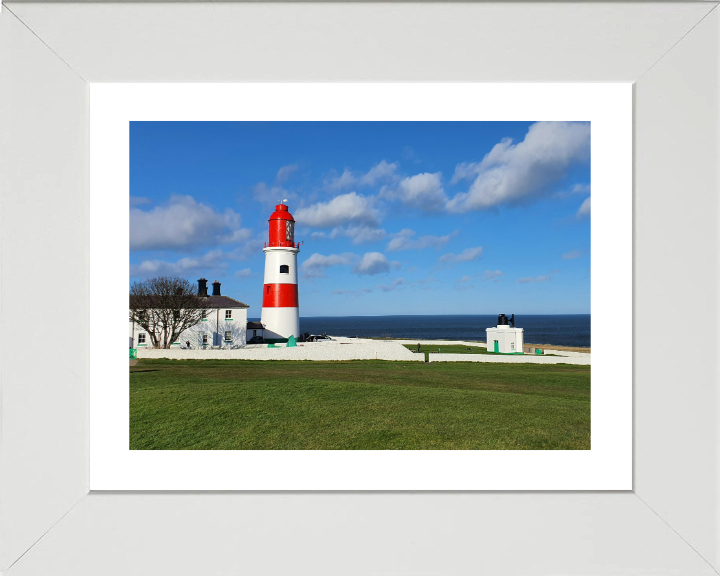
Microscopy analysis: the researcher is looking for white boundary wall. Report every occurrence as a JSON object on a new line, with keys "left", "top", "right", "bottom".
{"left": 137, "top": 337, "right": 423, "bottom": 362}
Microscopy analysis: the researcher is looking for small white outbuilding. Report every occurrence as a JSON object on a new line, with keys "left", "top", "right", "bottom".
{"left": 486, "top": 314, "right": 524, "bottom": 354}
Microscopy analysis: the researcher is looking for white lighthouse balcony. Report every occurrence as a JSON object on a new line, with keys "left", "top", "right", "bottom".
{"left": 263, "top": 242, "right": 302, "bottom": 250}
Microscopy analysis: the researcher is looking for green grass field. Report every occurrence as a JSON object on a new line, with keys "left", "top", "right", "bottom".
{"left": 403, "top": 343, "right": 493, "bottom": 361}
{"left": 402, "top": 344, "right": 559, "bottom": 362}
{"left": 130, "top": 359, "right": 590, "bottom": 450}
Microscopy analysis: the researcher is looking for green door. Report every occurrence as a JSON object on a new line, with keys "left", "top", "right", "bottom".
{"left": 493, "top": 340, "right": 499, "bottom": 353}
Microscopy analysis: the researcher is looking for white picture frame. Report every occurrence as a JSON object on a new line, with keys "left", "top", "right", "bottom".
{"left": 1, "top": 2, "right": 718, "bottom": 574}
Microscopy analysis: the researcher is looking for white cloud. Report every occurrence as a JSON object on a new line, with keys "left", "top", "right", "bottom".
{"left": 130, "top": 196, "right": 151, "bottom": 208}
{"left": 221, "top": 228, "right": 254, "bottom": 244}
{"left": 324, "top": 169, "right": 356, "bottom": 191}
{"left": 352, "top": 252, "right": 399, "bottom": 276}
{"left": 301, "top": 250, "right": 400, "bottom": 280}
{"left": 516, "top": 274, "right": 552, "bottom": 283}
{"left": 384, "top": 172, "right": 448, "bottom": 212}
{"left": 562, "top": 250, "right": 582, "bottom": 260}
{"left": 130, "top": 249, "right": 226, "bottom": 278}
{"left": 438, "top": 246, "right": 483, "bottom": 263}
{"left": 130, "top": 194, "right": 251, "bottom": 252}
{"left": 332, "top": 287, "right": 373, "bottom": 296}
{"left": 416, "top": 276, "right": 438, "bottom": 285}
{"left": 577, "top": 196, "right": 591, "bottom": 217}
{"left": 324, "top": 161, "right": 398, "bottom": 191}
{"left": 450, "top": 163, "right": 480, "bottom": 185}
{"left": 300, "top": 252, "right": 355, "bottom": 279}
{"left": 572, "top": 183, "right": 591, "bottom": 195}
{"left": 226, "top": 239, "right": 264, "bottom": 262}
{"left": 328, "top": 225, "right": 387, "bottom": 245}
{"left": 551, "top": 182, "right": 591, "bottom": 201}
{"left": 276, "top": 164, "right": 299, "bottom": 183}
{"left": 294, "top": 192, "right": 380, "bottom": 229}
{"left": 234, "top": 268, "right": 253, "bottom": 278}
{"left": 253, "top": 165, "right": 300, "bottom": 206}
{"left": 386, "top": 228, "right": 457, "bottom": 252}
{"left": 446, "top": 122, "right": 591, "bottom": 212}
{"left": 481, "top": 270, "right": 505, "bottom": 282}
{"left": 402, "top": 146, "right": 421, "bottom": 164}
{"left": 253, "top": 182, "right": 296, "bottom": 208}
{"left": 376, "top": 277, "right": 407, "bottom": 292}
{"left": 457, "top": 275, "right": 472, "bottom": 284}
{"left": 360, "top": 160, "right": 398, "bottom": 187}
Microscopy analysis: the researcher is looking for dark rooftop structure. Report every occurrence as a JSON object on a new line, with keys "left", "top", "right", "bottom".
{"left": 196, "top": 278, "right": 249, "bottom": 308}
{"left": 206, "top": 295, "right": 249, "bottom": 309}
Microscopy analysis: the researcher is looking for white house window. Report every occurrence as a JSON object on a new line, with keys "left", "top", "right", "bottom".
{"left": 173, "top": 310, "right": 180, "bottom": 321}
{"left": 202, "top": 334, "right": 208, "bottom": 345}
{"left": 224, "top": 331, "right": 232, "bottom": 342}
{"left": 225, "top": 310, "right": 232, "bottom": 319}
{"left": 511, "top": 342, "right": 515, "bottom": 350}
{"left": 280, "top": 264, "right": 289, "bottom": 274}
{"left": 138, "top": 333, "right": 146, "bottom": 344}
{"left": 201, "top": 310, "right": 207, "bottom": 320}
{"left": 253, "top": 330, "right": 257, "bottom": 337}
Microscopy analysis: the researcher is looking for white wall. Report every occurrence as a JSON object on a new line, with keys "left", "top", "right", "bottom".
{"left": 130, "top": 308, "right": 248, "bottom": 349}
{"left": 260, "top": 307, "right": 299, "bottom": 340}
{"left": 181, "top": 307, "right": 248, "bottom": 349}
{"left": 263, "top": 247, "right": 299, "bottom": 285}
{"left": 486, "top": 328, "right": 523, "bottom": 353}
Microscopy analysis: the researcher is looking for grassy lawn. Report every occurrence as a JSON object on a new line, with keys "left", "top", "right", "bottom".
{"left": 130, "top": 359, "right": 590, "bottom": 450}
{"left": 403, "top": 343, "right": 492, "bottom": 362}
{"left": 402, "top": 343, "right": 554, "bottom": 361}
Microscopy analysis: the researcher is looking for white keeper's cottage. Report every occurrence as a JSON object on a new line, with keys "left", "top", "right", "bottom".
{"left": 129, "top": 278, "right": 249, "bottom": 349}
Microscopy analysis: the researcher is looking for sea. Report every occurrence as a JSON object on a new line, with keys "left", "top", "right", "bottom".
{"left": 248, "top": 314, "right": 591, "bottom": 348}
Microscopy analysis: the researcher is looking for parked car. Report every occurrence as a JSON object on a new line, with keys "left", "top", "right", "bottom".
{"left": 307, "top": 334, "right": 333, "bottom": 342}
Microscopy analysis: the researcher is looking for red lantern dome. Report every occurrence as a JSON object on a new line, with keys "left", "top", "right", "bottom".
{"left": 267, "top": 204, "right": 297, "bottom": 248}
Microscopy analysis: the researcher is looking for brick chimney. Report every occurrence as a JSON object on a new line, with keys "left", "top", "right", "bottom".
{"left": 212, "top": 280, "right": 221, "bottom": 296}
{"left": 198, "top": 278, "right": 208, "bottom": 297}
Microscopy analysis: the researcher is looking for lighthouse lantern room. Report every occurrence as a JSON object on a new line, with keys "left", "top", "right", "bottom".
{"left": 260, "top": 203, "right": 300, "bottom": 342}
{"left": 486, "top": 314, "right": 524, "bottom": 354}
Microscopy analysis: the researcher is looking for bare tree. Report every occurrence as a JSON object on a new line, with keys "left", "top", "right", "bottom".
{"left": 129, "top": 277, "right": 211, "bottom": 349}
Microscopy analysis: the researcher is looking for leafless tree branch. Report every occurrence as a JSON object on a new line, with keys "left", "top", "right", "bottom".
{"left": 129, "top": 277, "right": 212, "bottom": 349}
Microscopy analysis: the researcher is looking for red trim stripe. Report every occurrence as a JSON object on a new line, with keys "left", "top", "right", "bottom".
{"left": 262, "top": 284, "right": 299, "bottom": 307}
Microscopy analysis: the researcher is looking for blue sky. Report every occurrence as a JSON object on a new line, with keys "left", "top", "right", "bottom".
{"left": 130, "top": 121, "right": 590, "bottom": 316}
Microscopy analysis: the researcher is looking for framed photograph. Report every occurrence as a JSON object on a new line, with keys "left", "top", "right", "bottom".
{"left": 91, "top": 83, "right": 628, "bottom": 491}
{"left": 2, "top": 2, "right": 718, "bottom": 574}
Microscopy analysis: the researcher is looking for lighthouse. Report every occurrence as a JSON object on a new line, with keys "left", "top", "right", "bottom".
{"left": 260, "top": 202, "right": 300, "bottom": 342}
{"left": 486, "top": 314, "right": 524, "bottom": 354}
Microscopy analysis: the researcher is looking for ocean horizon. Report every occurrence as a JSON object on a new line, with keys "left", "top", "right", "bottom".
{"left": 249, "top": 314, "right": 591, "bottom": 348}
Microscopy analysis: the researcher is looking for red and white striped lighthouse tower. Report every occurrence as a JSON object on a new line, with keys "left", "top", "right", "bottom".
{"left": 260, "top": 202, "right": 300, "bottom": 342}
